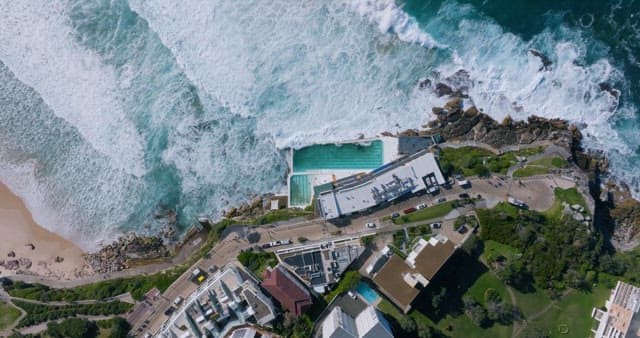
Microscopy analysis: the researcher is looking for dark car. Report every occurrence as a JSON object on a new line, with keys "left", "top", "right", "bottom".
{"left": 403, "top": 207, "right": 417, "bottom": 214}
{"left": 456, "top": 225, "right": 468, "bottom": 234}
{"left": 437, "top": 197, "right": 447, "bottom": 203}
{"left": 459, "top": 193, "right": 470, "bottom": 199}
{"left": 391, "top": 212, "right": 401, "bottom": 219}
{"left": 164, "top": 306, "right": 176, "bottom": 316}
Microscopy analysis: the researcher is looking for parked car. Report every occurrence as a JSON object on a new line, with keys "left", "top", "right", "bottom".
{"left": 456, "top": 225, "right": 468, "bottom": 234}
{"left": 403, "top": 207, "right": 417, "bottom": 214}
{"left": 261, "top": 243, "right": 271, "bottom": 249}
{"left": 437, "top": 197, "right": 447, "bottom": 203}
{"left": 416, "top": 203, "right": 427, "bottom": 210}
{"left": 365, "top": 222, "right": 376, "bottom": 229}
{"left": 173, "top": 296, "right": 184, "bottom": 306}
{"left": 430, "top": 222, "right": 442, "bottom": 229}
{"left": 164, "top": 306, "right": 176, "bottom": 316}
{"left": 459, "top": 193, "right": 470, "bottom": 199}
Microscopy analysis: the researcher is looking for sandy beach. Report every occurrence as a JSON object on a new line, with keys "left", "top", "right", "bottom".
{"left": 0, "top": 182, "right": 93, "bottom": 280}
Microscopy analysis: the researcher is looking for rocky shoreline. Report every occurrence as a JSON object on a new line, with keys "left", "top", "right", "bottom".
{"left": 394, "top": 74, "right": 640, "bottom": 251}
{"left": 83, "top": 66, "right": 640, "bottom": 273}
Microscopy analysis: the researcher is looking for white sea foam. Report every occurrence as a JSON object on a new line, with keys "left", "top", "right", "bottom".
{"left": 0, "top": 1, "right": 146, "bottom": 177}
{"left": 129, "top": 0, "right": 441, "bottom": 150}
{"left": 1, "top": 0, "right": 639, "bottom": 252}
{"left": 349, "top": 0, "right": 444, "bottom": 48}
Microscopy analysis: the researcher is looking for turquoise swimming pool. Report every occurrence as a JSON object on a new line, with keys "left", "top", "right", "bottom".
{"left": 292, "top": 140, "right": 384, "bottom": 172}
{"left": 355, "top": 281, "right": 380, "bottom": 304}
{"left": 289, "top": 174, "right": 312, "bottom": 206}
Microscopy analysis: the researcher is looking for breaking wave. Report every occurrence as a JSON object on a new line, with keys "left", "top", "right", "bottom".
{"left": 0, "top": 0, "right": 638, "bottom": 248}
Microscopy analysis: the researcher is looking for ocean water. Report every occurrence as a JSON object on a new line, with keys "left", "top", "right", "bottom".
{"left": 0, "top": 0, "right": 638, "bottom": 249}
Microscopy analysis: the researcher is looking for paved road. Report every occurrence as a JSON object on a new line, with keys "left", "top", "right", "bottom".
{"left": 133, "top": 173, "right": 548, "bottom": 336}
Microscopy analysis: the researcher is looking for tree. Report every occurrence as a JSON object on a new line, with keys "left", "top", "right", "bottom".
{"left": 461, "top": 234, "right": 481, "bottom": 256}
{"left": 432, "top": 287, "right": 447, "bottom": 310}
{"left": 468, "top": 305, "right": 488, "bottom": 327}
{"left": 599, "top": 254, "right": 626, "bottom": 276}
{"left": 291, "top": 315, "right": 312, "bottom": 338}
{"left": 483, "top": 288, "right": 501, "bottom": 304}
{"left": 108, "top": 318, "right": 131, "bottom": 338}
{"left": 416, "top": 320, "right": 434, "bottom": 338}
{"left": 398, "top": 315, "right": 416, "bottom": 333}
{"left": 47, "top": 318, "right": 98, "bottom": 338}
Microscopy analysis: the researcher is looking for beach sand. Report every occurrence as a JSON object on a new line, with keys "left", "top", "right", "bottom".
{"left": 0, "top": 182, "right": 93, "bottom": 280}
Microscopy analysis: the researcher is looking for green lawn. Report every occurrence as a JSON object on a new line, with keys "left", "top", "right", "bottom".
{"left": 0, "top": 301, "right": 21, "bottom": 330}
{"left": 439, "top": 146, "right": 546, "bottom": 177}
{"left": 323, "top": 270, "right": 361, "bottom": 303}
{"left": 432, "top": 311, "right": 512, "bottom": 338}
{"left": 521, "top": 285, "right": 610, "bottom": 338}
{"left": 379, "top": 298, "right": 511, "bottom": 338}
{"left": 545, "top": 187, "right": 589, "bottom": 219}
{"left": 393, "top": 201, "right": 455, "bottom": 224}
{"left": 512, "top": 287, "right": 552, "bottom": 318}
{"left": 466, "top": 271, "right": 512, "bottom": 307}
{"left": 377, "top": 298, "right": 405, "bottom": 323}
{"left": 513, "top": 156, "right": 568, "bottom": 177}
{"left": 513, "top": 166, "right": 549, "bottom": 177}
{"left": 483, "top": 240, "right": 521, "bottom": 262}
{"left": 252, "top": 208, "right": 313, "bottom": 225}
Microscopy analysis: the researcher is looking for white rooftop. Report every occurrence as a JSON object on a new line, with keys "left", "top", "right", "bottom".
{"left": 323, "top": 306, "right": 357, "bottom": 338}
{"left": 355, "top": 306, "right": 394, "bottom": 338}
{"left": 318, "top": 151, "right": 445, "bottom": 220}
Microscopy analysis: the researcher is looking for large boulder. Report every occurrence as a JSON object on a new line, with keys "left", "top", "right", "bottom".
{"left": 434, "top": 83, "right": 453, "bottom": 97}
{"left": 444, "top": 97, "right": 463, "bottom": 112}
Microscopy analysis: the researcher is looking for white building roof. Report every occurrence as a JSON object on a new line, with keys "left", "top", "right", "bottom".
{"left": 354, "top": 306, "right": 394, "bottom": 338}
{"left": 318, "top": 151, "right": 445, "bottom": 220}
{"left": 592, "top": 281, "right": 640, "bottom": 338}
{"left": 323, "top": 306, "right": 357, "bottom": 338}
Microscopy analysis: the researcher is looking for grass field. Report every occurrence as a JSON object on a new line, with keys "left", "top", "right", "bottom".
{"left": 393, "top": 201, "right": 455, "bottom": 224}
{"left": 513, "top": 156, "right": 568, "bottom": 177}
{"left": 466, "top": 271, "right": 512, "bottom": 307}
{"left": 483, "top": 240, "right": 521, "bottom": 262}
{"left": 521, "top": 285, "right": 609, "bottom": 338}
{"left": 0, "top": 301, "right": 21, "bottom": 330}
{"left": 439, "top": 146, "right": 546, "bottom": 177}
{"left": 545, "top": 187, "right": 589, "bottom": 219}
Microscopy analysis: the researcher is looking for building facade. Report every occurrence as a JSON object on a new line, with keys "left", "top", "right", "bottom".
{"left": 592, "top": 281, "right": 640, "bottom": 338}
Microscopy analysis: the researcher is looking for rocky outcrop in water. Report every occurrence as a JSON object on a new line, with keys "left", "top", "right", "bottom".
{"left": 222, "top": 194, "right": 272, "bottom": 219}
{"left": 86, "top": 233, "right": 170, "bottom": 273}
{"left": 421, "top": 97, "right": 582, "bottom": 152}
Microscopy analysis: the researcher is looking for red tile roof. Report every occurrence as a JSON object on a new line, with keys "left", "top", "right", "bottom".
{"left": 261, "top": 266, "right": 312, "bottom": 316}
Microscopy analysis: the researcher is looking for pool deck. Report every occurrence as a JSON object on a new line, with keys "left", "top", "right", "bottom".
{"left": 287, "top": 136, "right": 401, "bottom": 207}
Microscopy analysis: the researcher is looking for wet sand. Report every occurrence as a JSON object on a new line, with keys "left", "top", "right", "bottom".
{"left": 0, "top": 182, "right": 93, "bottom": 279}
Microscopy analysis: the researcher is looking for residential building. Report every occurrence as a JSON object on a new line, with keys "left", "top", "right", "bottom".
{"left": 322, "top": 306, "right": 357, "bottom": 338}
{"left": 592, "top": 281, "right": 640, "bottom": 338}
{"left": 158, "top": 263, "right": 277, "bottom": 338}
{"left": 372, "top": 235, "right": 456, "bottom": 313}
{"left": 317, "top": 150, "right": 446, "bottom": 221}
{"left": 321, "top": 306, "right": 393, "bottom": 338}
{"left": 276, "top": 236, "right": 365, "bottom": 293}
{"left": 261, "top": 265, "right": 313, "bottom": 316}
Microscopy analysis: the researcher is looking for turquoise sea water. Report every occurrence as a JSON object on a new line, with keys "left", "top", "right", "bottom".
{"left": 0, "top": 0, "right": 638, "bottom": 248}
